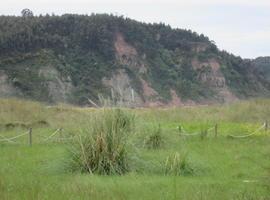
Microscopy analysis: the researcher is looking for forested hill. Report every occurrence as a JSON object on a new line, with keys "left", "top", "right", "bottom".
{"left": 0, "top": 13, "right": 269, "bottom": 106}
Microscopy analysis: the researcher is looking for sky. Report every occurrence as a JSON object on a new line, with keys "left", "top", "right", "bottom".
{"left": 1, "top": 0, "right": 269, "bottom": 59}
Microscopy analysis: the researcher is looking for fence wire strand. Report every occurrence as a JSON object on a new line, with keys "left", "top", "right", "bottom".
{"left": 228, "top": 123, "right": 266, "bottom": 138}
{"left": 0, "top": 131, "right": 29, "bottom": 143}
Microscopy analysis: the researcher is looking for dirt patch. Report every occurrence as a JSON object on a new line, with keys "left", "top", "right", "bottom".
{"left": 140, "top": 78, "right": 158, "bottom": 97}
{"left": 191, "top": 58, "right": 220, "bottom": 72}
{"left": 114, "top": 33, "right": 148, "bottom": 74}
{"left": 208, "top": 59, "right": 221, "bottom": 72}
{"left": 192, "top": 58, "right": 224, "bottom": 87}
{"left": 114, "top": 33, "right": 137, "bottom": 58}
{"left": 169, "top": 89, "right": 183, "bottom": 106}
{"left": 191, "top": 58, "right": 238, "bottom": 103}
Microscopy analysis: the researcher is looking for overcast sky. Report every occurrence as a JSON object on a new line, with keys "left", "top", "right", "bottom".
{"left": 1, "top": 0, "right": 269, "bottom": 58}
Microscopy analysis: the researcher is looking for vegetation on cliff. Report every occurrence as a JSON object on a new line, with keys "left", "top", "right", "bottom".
{"left": 0, "top": 13, "right": 269, "bottom": 105}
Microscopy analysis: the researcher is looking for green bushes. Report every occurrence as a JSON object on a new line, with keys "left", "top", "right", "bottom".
{"left": 70, "top": 108, "right": 134, "bottom": 175}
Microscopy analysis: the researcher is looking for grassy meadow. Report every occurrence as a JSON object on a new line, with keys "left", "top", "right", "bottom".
{"left": 0, "top": 98, "right": 270, "bottom": 200}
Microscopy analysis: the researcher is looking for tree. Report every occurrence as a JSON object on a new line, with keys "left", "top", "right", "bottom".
{"left": 21, "top": 9, "right": 33, "bottom": 17}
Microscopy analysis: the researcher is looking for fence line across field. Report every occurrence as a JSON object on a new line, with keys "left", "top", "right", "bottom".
{"left": 0, "top": 131, "right": 29, "bottom": 143}
{"left": 0, "top": 128, "right": 76, "bottom": 145}
{"left": 42, "top": 128, "right": 61, "bottom": 142}
{"left": 227, "top": 123, "right": 266, "bottom": 139}
{"left": 41, "top": 128, "right": 77, "bottom": 143}
{"left": 50, "top": 136, "right": 76, "bottom": 141}
{"left": 0, "top": 120, "right": 268, "bottom": 145}
{"left": 0, "top": 134, "right": 18, "bottom": 143}
{"left": 178, "top": 122, "right": 267, "bottom": 138}
{"left": 179, "top": 125, "right": 216, "bottom": 136}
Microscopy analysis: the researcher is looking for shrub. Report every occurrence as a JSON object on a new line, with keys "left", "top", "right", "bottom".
{"left": 164, "top": 152, "right": 194, "bottom": 176}
{"left": 69, "top": 108, "right": 134, "bottom": 175}
{"left": 200, "top": 129, "right": 208, "bottom": 140}
{"left": 145, "top": 124, "right": 163, "bottom": 149}
{"left": 199, "top": 123, "right": 209, "bottom": 140}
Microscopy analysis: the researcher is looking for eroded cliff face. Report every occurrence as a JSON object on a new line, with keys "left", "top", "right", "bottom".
{"left": 38, "top": 66, "right": 74, "bottom": 103}
{"left": 106, "top": 32, "right": 238, "bottom": 106}
{"left": 114, "top": 33, "right": 148, "bottom": 74}
{"left": 112, "top": 33, "right": 184, "bottom": 107}
{"left": 112, "top": 33, "right": 164, "bottom": 107}
{"left": 0, "top": 71, "right": 20, "bottom": 98}
{"left": 102, "top": 69, "right": 143, "bottom": 107}
{"left": 0, "top": 34, "right": 240, "bottom": 107}
{"left": 191, "top": 58, "right": 238, "bottom": 103}
{"left": 0, "top": 64, "right": 74, "bottom": 103}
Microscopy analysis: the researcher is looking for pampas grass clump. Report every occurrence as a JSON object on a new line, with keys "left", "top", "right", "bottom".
{"left": 70, "top": 108, "right": 134, "bottom": 175}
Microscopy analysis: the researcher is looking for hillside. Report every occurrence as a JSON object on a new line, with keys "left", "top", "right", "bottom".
{"left": 0, "top": 13, "right": 269, "bottom": 106}
{"left": 252, "top": 57, "right": 270, "bottom": 84}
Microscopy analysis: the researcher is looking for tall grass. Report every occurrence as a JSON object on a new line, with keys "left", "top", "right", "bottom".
{"left": 145, "top": 124, "right": 163, "bottom": 149}
{"left": 136, "top": 99, "right": 270, "bottom": 124}
{"left": 199, "top": 123, "right": 210, "bottom": 140}
{"left": 1, "top": 98, "right": 270, "bottom": 131}
{"left": 164, "top": 152, "right": 194, "bottom": 176}
{"left": 69, "top": 108, "right": 135, "bottom": 175}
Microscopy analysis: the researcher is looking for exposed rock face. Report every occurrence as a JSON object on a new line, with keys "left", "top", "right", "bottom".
{"left": 114, "top": 33, "right": 138, "bottom": 60}
{"left": 140, "top": 78, "right": 158, "bottom": 98}
{"left": 140, "top": 78, "right": 165, "bottom": 107}
{"left": 102, "top": 69, "right": 143, "bottom": 106}
{"left": 103, "top": 71, "right": 188, "bottom": 107}
{"left": 112, "top": 33, "right": 238, "bottom": 106}
{"left": 192, "top": 58, "right": 237, "bottom": 103}
{"left": 169, "top": 89, "right": 183, "bottom": 106}
{"left": 113, "top": 33, "right": 163, "bottom": 107}
{"left": 113, "top": 33, "right": 184, "bottom": 107}
{"left": 38, "top": 66, "right": 73, "bottom": 103}
{"left": 0, "top": 71, "right": 20, "bottom": 97}
{"left": 114, "top": 33, "right": 148, "bottom": 74}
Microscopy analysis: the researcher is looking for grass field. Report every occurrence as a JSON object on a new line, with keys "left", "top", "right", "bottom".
{"left": 0, "top": 98, "right": 270, "bottom": 200}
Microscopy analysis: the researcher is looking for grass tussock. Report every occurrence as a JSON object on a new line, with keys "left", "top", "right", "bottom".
{"left": 199, "top": 123, "right": 210, "bottom": 140}
{"left": 164, "top": 152, "right": 194, "bottom": 176}
{"left": 69, "top": 108, "right": 135, "bottom": 175}
{"left": 145, "top": 124, "right": 163, "bottom": 149}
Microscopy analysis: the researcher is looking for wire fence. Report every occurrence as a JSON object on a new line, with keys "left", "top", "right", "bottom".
{"left": 0, "top": 128, "right": 76, "bottom": 145}
{"left": 179, "top": 126, "right": 216, "bottom": 136}
{"left": 0, "top": 121, "right": 268, "bottom": 145}
{"left": 0, "top": 131, "right": 29, "bottom": 143}
{"left": 177, "top": 121, "right": 268, "bottom": 139}
{"left": 227, "top": 123, "right": 266, "bottom": 139}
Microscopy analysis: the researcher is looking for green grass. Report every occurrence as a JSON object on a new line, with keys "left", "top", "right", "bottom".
{"left": 0, "top": 98, "right": 270, "bottom": 199}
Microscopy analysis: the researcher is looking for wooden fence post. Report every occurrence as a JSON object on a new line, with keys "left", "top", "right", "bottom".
{"left": 265, "top": 120, "right": 268, "bottom": 133}
{"left": 29, "top": 128, "right": 32, "bottom": 146}
{"left": 59, "top": 128, "right": 63, "bottom": 142}
{"left": 215, "top": 123, "right": 218, "bottom": 138}
{"left": 178, "top": 125, "right": 182, "bottom": 134}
